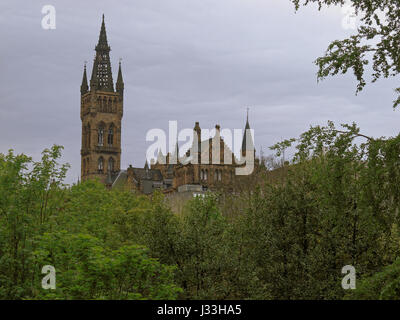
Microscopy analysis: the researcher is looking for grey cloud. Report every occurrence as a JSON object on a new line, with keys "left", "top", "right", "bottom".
{"left": 0, "top": 0, "right": 398, "bottom": 184}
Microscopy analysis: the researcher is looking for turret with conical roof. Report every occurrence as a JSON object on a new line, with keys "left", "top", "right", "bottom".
{"left": 116, "top": 60, "right": 124, "bottom": 97}
{"left": 241, "top": 108, "right": 255, "bottom": 159}
{"left": 80, "top": 63, "right": 88, "bottom": 95}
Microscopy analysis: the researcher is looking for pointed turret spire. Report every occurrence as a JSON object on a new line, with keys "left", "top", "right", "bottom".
{"left": 80, "top": 63, "right": 88, "bottom": 95}
{"left": 174, "top": 137, "right": 179, "bottom": 159}
{"left": 90, "top": 14, "right": 114, "bottom": 92}
{"left": 97, "top": 14, "right": 109, "bottom": 49}
{"left": 241, "top": 108, "right": 255, "bottom": 158}
{"left": 144, "top": 159, "right": 149, "bottom": 171}
{"left": 156, "top": 148, "right": 166, "bottom": 165}
{"left": 116, "top": 60, "right": 124, "bottom": 96}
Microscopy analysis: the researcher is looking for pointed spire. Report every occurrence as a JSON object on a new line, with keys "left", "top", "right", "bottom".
{"left": 80, "top": 63, "right": 88, "bottom": 95}
{"left": 241, "top": 108, "right": 255, "bottom": 157}
{"left": 97, "top": 14, "right": 109, "bottom": 50}
{"left": 116, "top": 59, "right": 124, "bottom": 95}
{"left": 156, "top": 148, "right": 166, "bottom": 165}
{"left": 245, "top": 107, "right": 250, "bottom": 129}
{"left": 144, "top": 160, "right": 151, "bottom": 179}
{"left": 90, "top": 15, "right": 114, "bottom": 92}
{"left": 174, "top": 137, "right": 179, "bottom": 158}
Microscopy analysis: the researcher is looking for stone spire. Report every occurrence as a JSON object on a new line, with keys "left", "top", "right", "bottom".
{"left": 241, "top": 108, "right": 255, "bottom": 158}
{"left": 116, "top": 60, "right": 124, "bottom": 96}
{"left": 90, "top": 14, "right": 114, "bottom": 92}
{"left": 80, "top": 63, "right": 88, "bottom": 95}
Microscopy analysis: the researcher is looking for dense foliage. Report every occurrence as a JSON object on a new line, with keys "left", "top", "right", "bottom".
{"left": 2, "top": 122, "right": 400, "bottom": 299}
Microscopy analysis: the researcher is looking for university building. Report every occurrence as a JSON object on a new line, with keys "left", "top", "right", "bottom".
{"left": 80, "top": 16, "right": 257, "bottom": 195}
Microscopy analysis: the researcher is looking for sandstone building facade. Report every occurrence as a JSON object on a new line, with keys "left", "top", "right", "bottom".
{"left": 81, "top": 16, "right": 256, "bottom": 194}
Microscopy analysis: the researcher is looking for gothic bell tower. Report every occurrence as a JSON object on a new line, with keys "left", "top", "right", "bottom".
{"left": 80, "top": 15, "right": 124, "bottom": 185}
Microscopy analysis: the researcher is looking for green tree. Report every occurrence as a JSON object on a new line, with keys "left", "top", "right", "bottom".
{"left": 291, "top": 0, "right": 400, "bottom": 107}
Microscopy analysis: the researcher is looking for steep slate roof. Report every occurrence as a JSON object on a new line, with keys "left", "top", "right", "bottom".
{"left": 112, "top": 170, "right": 128, "bottom": 189}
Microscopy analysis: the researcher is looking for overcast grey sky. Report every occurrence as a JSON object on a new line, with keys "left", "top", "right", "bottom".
{"left": 0, "top": 0, "right": 398, "bottom": 184}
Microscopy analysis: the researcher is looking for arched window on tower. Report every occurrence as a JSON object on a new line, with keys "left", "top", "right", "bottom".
{"left": 98, "top": 157, "right": 104, "bottom": 173}
{"left": 98, "top": 125, "right": 104, "bottom": 146}
{"left": 108, "top": 157, "right": 115, "bottom": 173}
{"left": 108, "top": 125, "right": 114, "bottom": 146}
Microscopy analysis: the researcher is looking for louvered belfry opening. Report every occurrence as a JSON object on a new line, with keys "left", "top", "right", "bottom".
{"left": 90, "top": 14, "right": 114, "bottom": 92}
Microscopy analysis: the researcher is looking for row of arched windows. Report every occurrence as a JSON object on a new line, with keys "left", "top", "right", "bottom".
{"left": 98, "top": 157, "right": 115, "bottom": 173}
{"left": 200, "top": 169, "right": 208, "bottom": 181}
{"left": 97, "top": 96, "right": 118, "bottom": 113}
{"left": 214, "top": 169, "right": 222, "bottom": 182}
{"left": 199, "top": 169, "right": 232, "bottom": 182}
{"left": 83, "top": 157, "right": 116, "bottom": 175}
{"left": 97, "top": 123, "right": 115, "bottom": 147}
{"left": 83, "top": 123, "right": 116, "bottom": 148}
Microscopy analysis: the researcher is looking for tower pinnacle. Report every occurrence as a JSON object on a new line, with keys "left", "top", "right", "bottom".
{"left": 90, "top": 15, "right": 114, "bottom": 92}
{"left": 241, "top": 108, "right": 255, "bottom": 158}
{"left": 80, "top": 63, "right": 88, "bottom": 95}
{"left": 116, "top": 60, "right": 124, "bottom": 96}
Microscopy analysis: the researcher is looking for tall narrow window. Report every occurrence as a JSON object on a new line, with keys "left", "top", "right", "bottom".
{"left": 200, "top": 169, "right": 204, "bottom": 180}
{"left": 218, "top": 170, "right": 222, "bottom": 181}
{"left": 98, "top": 126, "right": 104, "bottom": 146}
{"left": 98, "top": 157, "right": 104, "bottom": 172}
{"left": 108, "top": 157, "right": 115, "bottom": 172}
{"left": 86, "top": 158, "right": 90, "bottom": 174}
{"left": 108, "top": 125, "right": 114, "bottom": 146}
{"left": 204, "top": 170, "right": 208, "bottom": 181}
{"left": 214, "top": 169, "right": 218, "bottom": 182}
